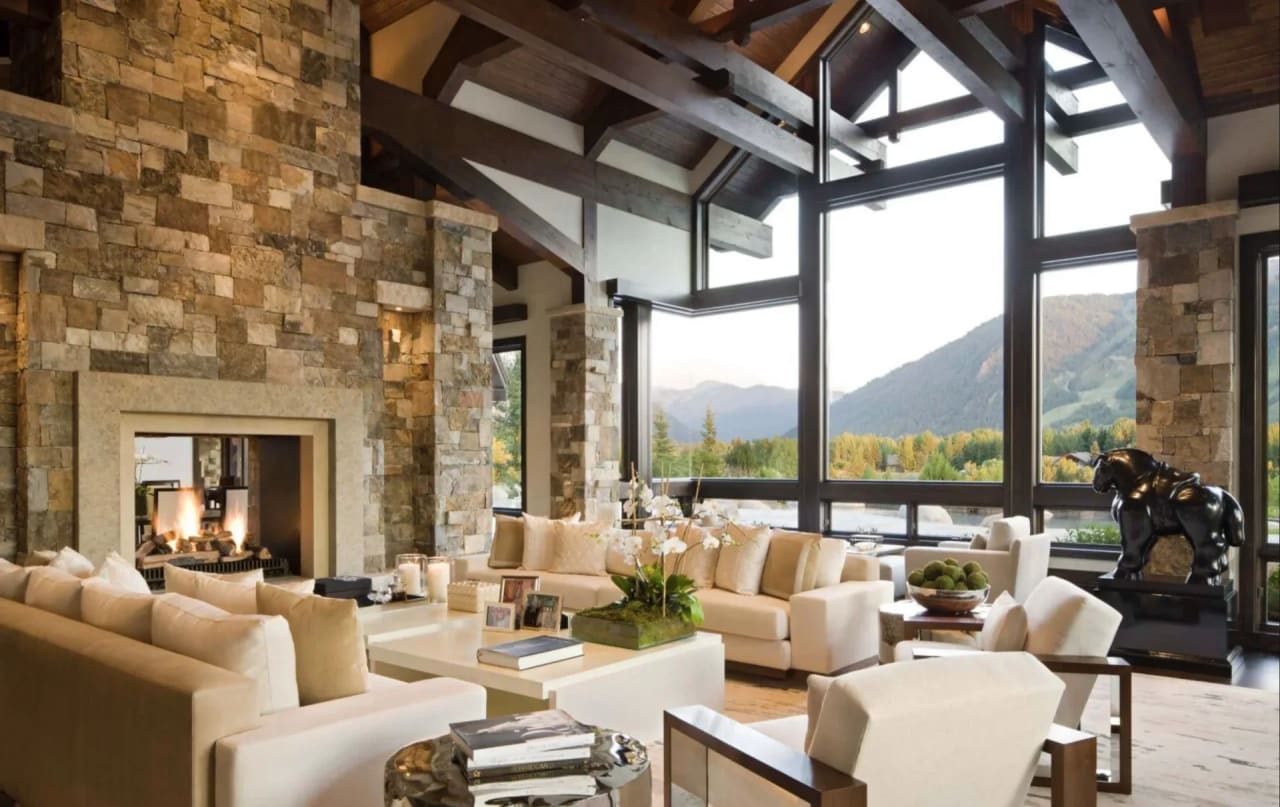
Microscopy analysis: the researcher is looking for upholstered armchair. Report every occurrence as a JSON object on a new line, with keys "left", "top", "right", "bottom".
{"left": 894, "top": 576, "right": 1131, "bottom": 794}
{"left": 664, "top": 652, "right": 1096, "bottom": 806}
{"left": 903, "top": 515, "right": 1050, "bottom": 602}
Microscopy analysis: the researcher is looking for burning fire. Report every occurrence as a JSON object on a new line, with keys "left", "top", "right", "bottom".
{"left": 174, "top": 489, "right": 203, "bottom": 549}
{"left": 223, "top": 511, "right": 246, "bottom": 551}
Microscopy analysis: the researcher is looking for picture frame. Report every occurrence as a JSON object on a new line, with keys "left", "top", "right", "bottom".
{"left": 518, "top": 592, "right": 563, "bottom": 632}
{"left": 499, "top": 574, "right": 540, "bottom": 606}
{"left": 483, "top": 602, "right": 518, "bottom": 632}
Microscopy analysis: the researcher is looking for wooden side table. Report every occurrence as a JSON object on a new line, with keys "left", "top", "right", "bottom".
{"left": 901, "top": 608, "right": 987, "bottom": 641}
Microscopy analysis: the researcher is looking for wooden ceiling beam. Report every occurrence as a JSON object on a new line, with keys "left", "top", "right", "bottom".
{"left": 864, "top": 0, "right": 1025, "bottom": 123}
{"left": 1049, "top": 61, "right": 1107, "bottom": 90}
{"left": 492, "top": 255, "right": 520, "bottom": 292}
{"left": 0, "top": 0, "right": 52, "bottom": 24}
{"left": 1055, "top": 0, "right": 1204, "bottom": 160}
{"left": 439, "top": 0, "right": 815, "bottom": 173}
{"left": 420, "top": 16, "right": 520, "bottom": 103}
{"left": 698, "top": 0, "right": 839, "bottom": 44}
{"left": 362, "top": 75, "right": 774, "bottom": 259}
{"left": 583, "top": 91, "right": 666, "bottom": 160}
{"left": 575, "top": 0, "right": 884, "bottom": 164}
{"left": 960, "top": 10, "right": 1024, "bottom": 70}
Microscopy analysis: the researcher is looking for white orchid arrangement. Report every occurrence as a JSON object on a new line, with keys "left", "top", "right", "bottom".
{"left": 600, "top": 466, "right": 733, "bottom": 623}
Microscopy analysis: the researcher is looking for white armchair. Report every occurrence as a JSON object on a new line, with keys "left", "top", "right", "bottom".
{"left": 664, "top": 652, "right": 1096, "bottom": 806}
{"left": 904, "top": 516, "right": 1050, "bottom": 602}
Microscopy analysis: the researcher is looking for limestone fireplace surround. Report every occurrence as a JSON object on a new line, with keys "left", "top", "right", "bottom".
{"left": 75, "top": 371, "right": 366, "bottom": 577}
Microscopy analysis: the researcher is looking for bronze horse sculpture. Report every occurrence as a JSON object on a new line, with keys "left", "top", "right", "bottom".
{"left": 1070, "top": 449, "right": 1246, "bottom": 586}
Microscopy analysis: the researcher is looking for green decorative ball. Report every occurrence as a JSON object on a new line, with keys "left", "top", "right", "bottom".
{"left": 908, "top": 570, "right": 927, "bottom": 587}
{"left": 966, "top": 572, "right": 989, "bottom": 590}
{"left": 923, "top": 561, "right": 947, "bottom": 580}
{"left": 944, "top": 557, "right": 961, "bottom": 567}
{"left": 931, "top": 576, "right": 956, "bottom": 591}
{"left": 953, "top": 580, "right": 969, "bottom": 591}
{"left": 962, "top": 561, "right": 982, "bottom": 576}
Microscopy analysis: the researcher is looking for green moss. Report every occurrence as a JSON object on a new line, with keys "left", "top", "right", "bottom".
{"left": 967, "top": 572, "right": 989, "bottom": 590}
{"left": 962, "top": 561, "right": 982, "bottom": 576}
{"left": 572, "top": 604, "right": 695, "bottom": 649}
{"left": 944, "top": 557, "right": 961, "bottom": 567}
{"left": 931, "top": 576, "right": 956, "bottom": 591}
{"left": 908, "top": 570, "right": 927, "bottom": 587}
{"left": 923, "top": 561, "right": 947, "bottom": 579}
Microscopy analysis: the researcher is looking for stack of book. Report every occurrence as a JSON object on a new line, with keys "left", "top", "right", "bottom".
{"left": 450, "top": 710, "right": 598, "bottom": 799}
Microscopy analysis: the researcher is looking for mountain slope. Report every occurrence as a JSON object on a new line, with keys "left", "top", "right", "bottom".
{"left": 652, "top": 381, "right": 797, "bottom": 442}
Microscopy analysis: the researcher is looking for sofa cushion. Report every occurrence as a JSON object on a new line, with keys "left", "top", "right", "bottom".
{"left": 813, "top": 538, "right": 848, "bottom": 588}
{"left": 257, "top": 583, "right": 368, "bottom": 705}
{"left": 761, "top": 531, "right": 819, "bottom": 600}
{"left": 978, "top": 591, "right": 1028, "bottom": 652}
{"left": 81, "top": 578, "right": 155, "bottom": 643}
{"left": 521, "top": 512, "right": 579, "bottom": 571}
{"left": 164, "top": 564, "right": 261, "bottom": 614}
{"left": 489, "top": 514, "right": 524, "bottom": 569}
{"left": 550, "top": 520, "right": 609, "bottom": 576}
{"left": 49, "top": 546, "right": 95, "bottom": 579}
{"left": 93, "top": 550, "right": 151, "bottom": 594}
{"left": 676, "top": 526, "right": 718, "bottom": 588}
{"left": 714, "top": 523, "right": 773, "bottom": 596}
{"left": 0, "top": 558, "right": 29, "bottom": 601}
{"left": 696, "top": 587, "right": 790, "bottom": 641}
{"left": 153, "top": 593, "right": 299, "bottom": 715}
{"left": 986, "top": 516, "right": 1031, "bottom": 552}
{"left": 534, "top": 572, "right": 620, "bottom": 611}
{"left": 24, "top": 566, "right": 83, "bottom": 619}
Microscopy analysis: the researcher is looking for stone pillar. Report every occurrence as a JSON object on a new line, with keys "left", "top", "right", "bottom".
{"left": 422, "top": 206, "right": 498, "bottom": 556}
{"left": 1132, "top": 201, "right": 1239, "bottom": 488}
{"left": 549, "top": 295, "right": 621, "bottom": 519}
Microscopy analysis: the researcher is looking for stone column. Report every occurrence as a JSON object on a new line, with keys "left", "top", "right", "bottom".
{"left": 422, "top": 205, "right": 498, "bottom": 556}
{"left": 1132, "top": 201, "right": 1239, "bottom": 488}
{"left": 549, "top": 294, "right": 621, "bottom": 519}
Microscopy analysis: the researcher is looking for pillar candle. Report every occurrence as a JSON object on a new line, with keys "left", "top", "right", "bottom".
{"left": 398, "top": 562, "right": 423, "bottom": 597}
{"left": 426, "top": 560, "right": 450, "bottom": 603}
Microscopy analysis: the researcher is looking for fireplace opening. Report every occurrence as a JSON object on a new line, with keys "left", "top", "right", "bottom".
{"left": 134, "top": 434, "right": 302, "bottom": 586}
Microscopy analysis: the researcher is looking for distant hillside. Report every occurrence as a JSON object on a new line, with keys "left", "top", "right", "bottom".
{"left": 654, "top": 293, "right": 1139, "bottom": 442}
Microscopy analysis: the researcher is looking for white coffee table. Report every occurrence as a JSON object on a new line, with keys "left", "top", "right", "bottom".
{"left": 367, "top": 614, "right": 725, "bottom": 742}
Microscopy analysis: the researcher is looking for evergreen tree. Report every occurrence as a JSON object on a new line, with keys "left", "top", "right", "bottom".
{"left": 651, "top": 407, "right": 678, "bottom": 478}
{"left": 691, "top": 405, "right": 725, "bottom": 477}
{"left": 920, "top": 450, "right": 961, "bottom": 481}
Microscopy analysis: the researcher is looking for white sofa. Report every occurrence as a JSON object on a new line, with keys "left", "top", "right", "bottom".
{"left": 0, "top": 572, "right": 485, "bottom": 807}
{"left": 456, "top": 535, "right": 893, "bottom": 676}
{"left": 904, "top": 515, "right": 1051, "bottom": 602}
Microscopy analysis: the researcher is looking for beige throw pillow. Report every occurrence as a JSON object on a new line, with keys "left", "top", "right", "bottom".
{"left": 94, "top": 550, "right": 152, "bottom": 595}
{"left": 257, "top": 583, "right": 368, "bottom": 705}
{"left": 49, "top": 546, "right": 95, "bottom": 579}
{"left": 81, "top": 578, "right": 155, "bottom": 643}
{"left": 760, "top": 531, "right": 820, "bottom": 600}
{"left": 676, "top": 526, "right": 718, "bottom": 588}
{"left": 813, "top": 538, "right": 849, "bottom": 588}
{"left": 605, "top": 533, "right": 659, "bottom": 576}
{"left": 489, "top": 515, "right": 524, "bottom": 569}
{"left": 153, "top": 593, "right": 299, "bottom": 715}
{"left": 24, "top": 566, "right": 83, "bottom": 619}
{"left": 164, "top": 564, "right": 262, "bottom": 614}
{"left": 714, "top": 523, "right": 773, "bottom": 596}
{"left": 550, "top": 521, "right": 609, "bottom": 576}
{"left": 978, "top": 591, "right": 1029, "bottom": 652}
{"left": 0, "top": 558, "right": 29, "bottom": 601}
{"left": 521, "top": 512, "right": 579, "bottom": 571}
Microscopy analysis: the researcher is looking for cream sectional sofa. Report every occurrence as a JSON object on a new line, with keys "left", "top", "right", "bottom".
{"left": 0, "top": 563, "right": 485, "bottom": 807}
{"left": 456, "top": 523, "right": 893, "bottom": 676}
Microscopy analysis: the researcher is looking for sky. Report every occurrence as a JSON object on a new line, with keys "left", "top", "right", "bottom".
{"left": 651, "top": 48, "right": 1170, "bottom": 393}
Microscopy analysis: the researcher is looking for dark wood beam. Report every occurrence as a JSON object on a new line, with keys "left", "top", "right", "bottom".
{"left": 575, "top": 0, "right": 885, "bottom": 164}
{"left": 493, "top": 255, "right": 519, "bottom": 291}
{"left": 421, "top": 17, "right": 520, "bottom": 103}
{"left": 0, "top": 0, "right": 52, "bottom": 24}
{"left": 697, "top": 0, "right": 838, "bottom": 44}
{"left": 1055, "top": 0, "right": 1204, "bottom": 160}
{"left": 857, "top": 94, "right": 985, "bottom": 137}
{"left": 1044, "top": 24, "right": 1094, "bottom": 61}
{"left": 1060, "top": 102, "right": 1138, "bottom": 136}
{"left": 583, "top": 91, "right": 665, "bottom": 160}
{"left": 960, "top": 10, "right": 1025, "bottom": 70}
{"left": 493, "top": 303, "right": 528, "bottom": 325}
{"left": 438, "top": 0, "right": 814, "bottom": 173}
{"left": 865, "top": 0, "right": 1025, "bottom": 123}
{"left": 1049, "top": 61, "right": 1108, "bottom": 90}
{"left": 362, "top": 75, "right": 774, "bottom": 258}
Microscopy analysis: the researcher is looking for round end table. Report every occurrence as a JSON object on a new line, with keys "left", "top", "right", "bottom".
{"left": 386, "top": 727, "right": 650, "bottom": 806}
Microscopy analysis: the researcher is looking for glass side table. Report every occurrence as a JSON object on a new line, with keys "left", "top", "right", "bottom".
{"left": 386, "top": 727, "right": 651, "bottom": 806}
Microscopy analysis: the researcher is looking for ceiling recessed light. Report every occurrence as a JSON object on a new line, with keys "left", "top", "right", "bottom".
{"left": 858, "top": 20, "right": 872, "bottom": 34}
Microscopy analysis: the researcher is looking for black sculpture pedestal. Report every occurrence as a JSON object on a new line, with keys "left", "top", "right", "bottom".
{"left": 1094, "top": 573, "right": 1242, "bottom": 680}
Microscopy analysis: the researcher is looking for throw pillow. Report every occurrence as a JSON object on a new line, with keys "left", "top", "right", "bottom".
{"left": 521, "top": 512, "right": 579, "bottom": 571}
{"left": 24, "top": 566, "right": 83, "bottom": 619}
{"left": 550, "top": 521, "right": 609, "bottom": 576}
{"left": 489, "top": 515, "right": 524, "bottom": 569}
{"left": 760, "top": 531, "right": 819, "bottom": 600}
{"left": 978, "top": 591, "right": 1029, "bottom": 652}
{"left": 270, "top": 578, "right": 316, "bottom": 596}
{"left": 676, "top": 526, "right": 719, "bottom": 589}
{"left": 714, "top": 523, "right": 773, "bottom": 596}
{"left": 94, "top": 550, "right": 151, "bottom": 595}
{"left": 164, "top": 564, "right": 260, "bottom": 614}
{"left": 153, "top": 593, "right": 299, "bottom": 715}
{"left": 81, "top": 578, "right": 155, "bottom": 643}
{"left": 0, "top": 558, "right": 29, "bottom": 601}
{"left": 986, "top": 516, "right": 1030, "bottom": 552}
{"left": 256, "top": 583, "right": 368, "bottom": 705}
{"left": 49, "top": 546, "right": 94, "bottom": 579}
{"left": 605, "top": 532, "right": 659, "bottom": 576}
{"left": 812, "top": 538, "right": 849, "bottom": 588}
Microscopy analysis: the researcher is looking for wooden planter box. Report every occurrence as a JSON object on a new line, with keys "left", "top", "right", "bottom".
{"left": 570, "top": 610, "right": 695, "bottom": 650}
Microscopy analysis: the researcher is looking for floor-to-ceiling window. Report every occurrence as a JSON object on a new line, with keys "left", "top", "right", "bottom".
{"left": 492, "top": 338, "right": 525, "bottom": 513}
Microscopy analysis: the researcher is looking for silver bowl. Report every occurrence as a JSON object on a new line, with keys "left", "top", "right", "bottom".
{"left": 907, "top": 584, "right": 990, "bottom": 614}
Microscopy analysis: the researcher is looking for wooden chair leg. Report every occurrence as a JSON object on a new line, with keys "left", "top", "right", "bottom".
{"left": 1042, "top": 724, "right": 1098, "bottom": 807}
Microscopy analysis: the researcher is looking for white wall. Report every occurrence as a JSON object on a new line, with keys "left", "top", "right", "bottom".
{"left": 494, "top": 263, "right": 574, "bottom": 517}
{"left": 1207, "top": 105, "right": 1280, "bottom": 202}
{"left": 597, "top": 203, "right": 692, "bottom": 294}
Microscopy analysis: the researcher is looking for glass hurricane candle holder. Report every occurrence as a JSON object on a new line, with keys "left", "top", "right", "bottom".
{"left": 395, "top": 553, "right": 427, "bottom": 599}
{"left": 426, "top": 556, "right": 450, "bottom": 603}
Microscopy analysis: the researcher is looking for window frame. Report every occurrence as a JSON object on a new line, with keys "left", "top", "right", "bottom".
{"left": 492, "top": 336, "right": 527, "bottom": 517}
